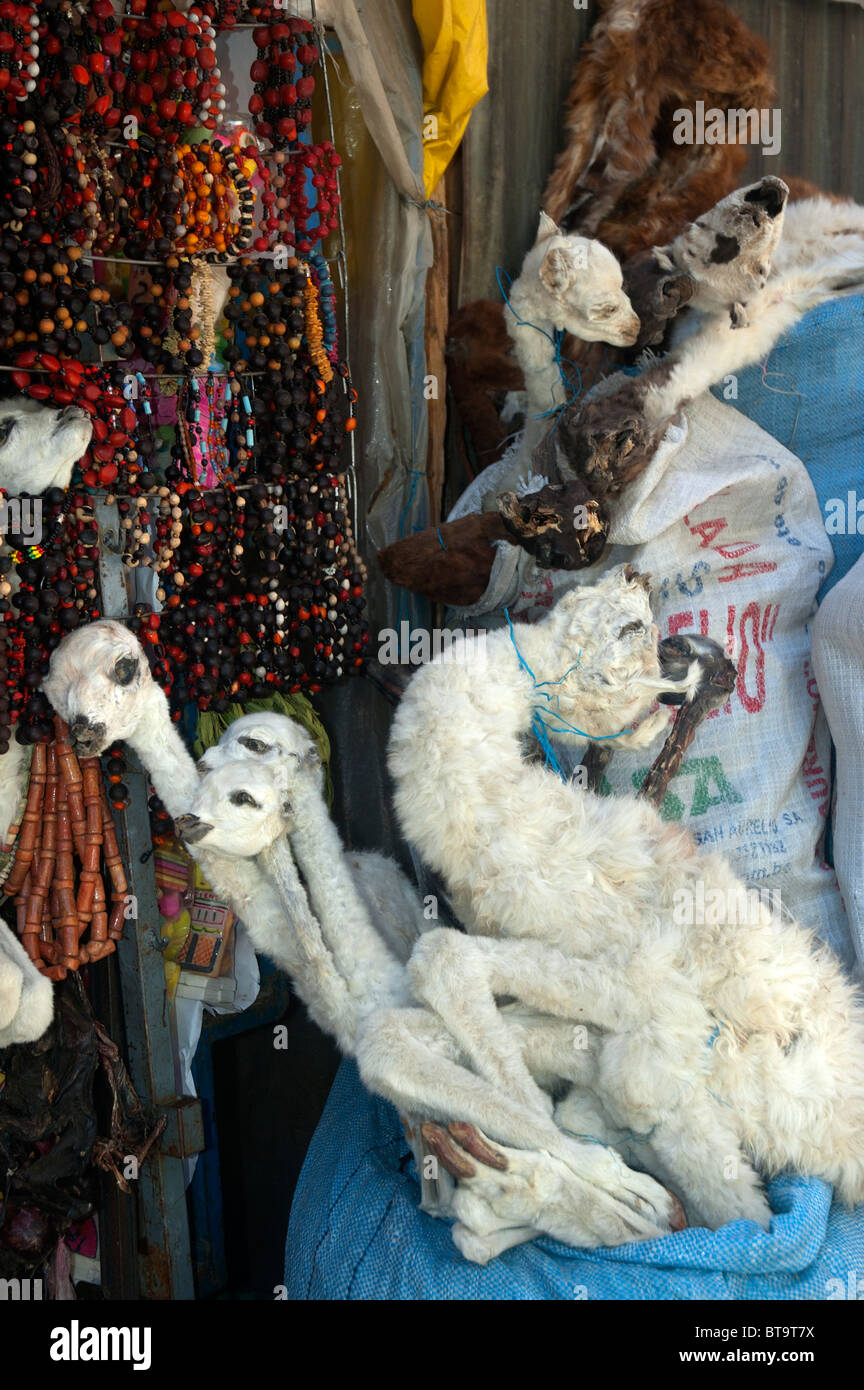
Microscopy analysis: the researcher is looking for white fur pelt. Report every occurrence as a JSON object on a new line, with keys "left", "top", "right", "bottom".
{"left": 182, "top": 740, "right": 687, "bottom": 1257}
{"left": 648, "top": 195, "right": 864, "bottom": 425}
{"left": 388, "top": 567, "right": 864, "bottom": 1229}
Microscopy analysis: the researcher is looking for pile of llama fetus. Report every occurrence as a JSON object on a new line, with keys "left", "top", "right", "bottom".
{"left": 39, "top": 569, "right": 864, "bottom": 1263}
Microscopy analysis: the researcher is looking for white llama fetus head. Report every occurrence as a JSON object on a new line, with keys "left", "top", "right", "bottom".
{"left": 198, "top": 710, "right": 318, "bottom": 786}
{"left": 0, "top": 397, "right": 93, "bottom": 494}
{"left": 515, "top": 213, "right": 640, "bottom": 346}
{"left": 43, "top": 619, "right": 154, "bottom": 757}
{"left": 666, "top": 177, "right": 789, "bottom": 323}
{"left": 175, "top": 759, "right": 291, "bottom": 858}
{"left": 530, "top": 566, "right": 708, "bottom": 740}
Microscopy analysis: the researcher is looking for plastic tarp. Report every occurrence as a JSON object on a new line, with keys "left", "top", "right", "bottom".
{"left": 708, "top": 294, "right": 864, "bottom": 597}
{"left": 287, "top": 1058, "right": 864, "bottom": 1300}
{"left": 411, "top": 0, "right": 489, "bottom": 197}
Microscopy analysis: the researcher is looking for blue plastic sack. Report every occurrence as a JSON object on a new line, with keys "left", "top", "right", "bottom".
{"left": 286, "top": 1060, "right": 864, "bottom": 1301}
{"left": 710, "top": 294, "right": 864, "bottom": 595}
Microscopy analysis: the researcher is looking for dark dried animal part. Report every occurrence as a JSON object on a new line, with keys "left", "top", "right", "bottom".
{"left": 0, "top": 975, "right": 97, "bottom": 1276}
{"left": 90, "top": 1021, "right": 167, "bottom": 1193}
{"left": 378, "top": 511, "right": 509, "bottom": 608}
{"left": 498, "top": 480, "right": 607, "bottom": 570}
{"left": 622, "top": 250, "right": 695, "bottom": 351}
{"left": 445, "top": 299, "right": 526, "bottom": 474}
{"left": 545, "top": 370, "right": 674, "bottom": 500}
{"left": 640, "top": 634, "right": 737, "bottom": 807}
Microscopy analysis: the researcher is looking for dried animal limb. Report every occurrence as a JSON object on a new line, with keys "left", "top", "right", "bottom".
{"left": 536, "top": 364, "right": 674, "bottom": 500}
{"left": 640, "top": 635, "right": 737, "bottom": 808}
{"left": 378, "top": 511, "right": 510, "bottom": 607}
{"left": 91, "top": 1021, "right": 167, "bottom": 1193}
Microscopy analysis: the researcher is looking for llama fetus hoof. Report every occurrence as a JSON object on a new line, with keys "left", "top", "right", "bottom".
{"left": 667, "top": 1190, "right": 688, "bottom": 1232}
{"left": 420, "top": 1121, "right": 483, "bottom": 1180}
{"left": 423, "top": 1121, "right": 682, "bottom": 1255}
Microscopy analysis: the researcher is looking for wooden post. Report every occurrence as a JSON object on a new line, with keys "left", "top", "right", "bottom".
{"left": 424, "top": 179, "right": 450, "bottom": 525}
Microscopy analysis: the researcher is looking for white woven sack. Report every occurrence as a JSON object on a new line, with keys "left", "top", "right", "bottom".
{"left": 449, "top": 393, "right": 850, "bottom": 965}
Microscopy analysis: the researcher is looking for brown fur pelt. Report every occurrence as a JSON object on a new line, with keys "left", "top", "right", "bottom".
{"left": 378, "top": 511, "right": 510, "bottom": 607}
{"left": 445, "top": 300, "right": 525, "bottom": 473}
{"left": 377, "top": 479, "right": 610, "bottom": 606}
{"left": 542, "top": 0, "right": 775, "bottom": 259}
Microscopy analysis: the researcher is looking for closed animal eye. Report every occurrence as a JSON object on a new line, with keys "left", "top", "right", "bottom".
{"left": 593, "top": 303, "right": 616, "bottom": 318}
{"left": 229, "top": 790, "right": 259, "bottom": 809}
{"left": 239, "top": 735, "right": 271, "bottom": 754}
{"left": 0, "top": 417, "right": 15, "bottom": 447}
{"left": 618, "top": 621, "right": 644, "bottom": 638}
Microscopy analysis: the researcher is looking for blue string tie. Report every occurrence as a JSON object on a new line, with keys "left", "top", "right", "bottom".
{"left": 503, "top": 607, "right": 632, "bottom": 783}
{"left": 495, "top": 265, "right": 584, "bottom": 419}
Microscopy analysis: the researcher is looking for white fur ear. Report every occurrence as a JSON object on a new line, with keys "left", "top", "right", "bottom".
{"left": 539, "top": 245, "right": 574, "bottom": 295}
{"left": 535, "top": 211, "right": 561, "bottom": 244}
{"left": 198, "top": 748, "right": 220, "bottom": 771}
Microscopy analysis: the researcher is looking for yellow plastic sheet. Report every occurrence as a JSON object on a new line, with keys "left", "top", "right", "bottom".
{"left": 412, "top": 0, "right": 489, "bottom": 197}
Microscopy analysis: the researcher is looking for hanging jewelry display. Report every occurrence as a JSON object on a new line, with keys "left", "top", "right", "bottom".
{"left": 0, "top": 0, "right": 369, "bottom": 807}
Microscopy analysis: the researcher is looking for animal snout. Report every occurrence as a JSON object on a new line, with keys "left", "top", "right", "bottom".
{"left": 54, "top": 405, "right": 88, "bottom": 430}
{"left": 611, "top": 312, "right": 640, "bottom": 347}
{"left": 657, "top": 633, "right": 733, "bottom": 705}
{"left": 175, "top": 813, "right": 213, "bottom": 844}
{"left": 744, "top": 177, "right": 788, "bottom": 221}
{"left": 68, "top": 716, "right": 107, "bottom": 756}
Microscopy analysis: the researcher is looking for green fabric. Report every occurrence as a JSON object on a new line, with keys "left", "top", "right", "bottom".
{"left": 193, "top": 693, "right": 333, "bottom": 806}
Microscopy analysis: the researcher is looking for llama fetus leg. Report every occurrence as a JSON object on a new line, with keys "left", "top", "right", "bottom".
{"left": 254, "top": 837, "right": 374, "bottom": 1054}
{"left": 582, "top": 741, "right": 613, "bottom": 792}
{"left": 506, "top": 1010, "right": 601, "bottom": 1089}
{"left": 408, "top": 928, "right": 642, "bottom": 1108}
{"left": 639, "top": 1090, "right": 771, "bottom": 1231}
{"left": 640, "top": 634, "right": 737, "bottom": 806}
{"left": 358, "top": 1005, "right": 682, "bottom": 1257}
{"left": 283, "top": 767, "right": 408, "bottom": 1010}
{"left": 0, "top": 917, "right": 54, "bottom": 1045}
